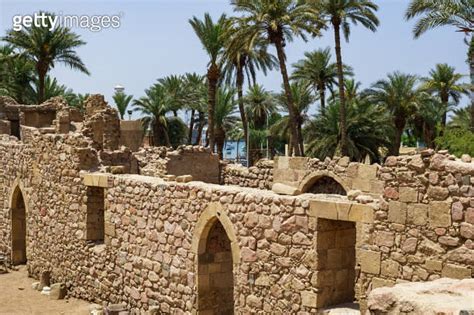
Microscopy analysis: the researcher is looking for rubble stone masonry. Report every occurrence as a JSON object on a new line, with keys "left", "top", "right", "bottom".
{"left": 0, "top": 95, "right": 472, "bottom": 314}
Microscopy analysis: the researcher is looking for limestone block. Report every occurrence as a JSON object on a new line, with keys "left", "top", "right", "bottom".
{"left": 381, "top": 260, "right": 400, "bottom": 277}
{"left": 357, "top": 164, "right": 378, "bottom": 180}
{"left": 301, "top": 290, "right": 317, "bottom": 308}
{"left": 176, "top": 175, "right": 192, "bottom": 183}
{"left": 371, "top": 277, "right": 395, "bottom": 289}
{"left": 407, "top": 204, "right": 428, "bottom": 226}
{"left": 441, "top": 264, "right": 471, "bottom": 279}
{"left": 348, "top": 204, "right": 374, "bottom": 223}
{"left": 429, "top": 201, "right": 451, "bottom": 228}
{"left": 424, "top": 259, "right": 442, "bottom": 272}
{"left": 359, "top": 249, "right": 381, "bottom": 274}
{"left": 352, "top": 178, "right": 371, "bottom": 192}
{"left": 162, "top": 175, "right": 176, "bottom": 182}
{"left": 83, "top": 173, "right": 111, "bottom": 188}
{"left": 272, "top": 183, "right": 300, "bottom": 196}
{"left": 388, "top": 201, "right": 407, "bottom": 224}
{"left": 399, "top": 187, "right": 418, "bottom": 203}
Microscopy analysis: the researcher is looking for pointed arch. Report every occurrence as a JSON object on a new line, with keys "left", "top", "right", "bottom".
{"left": 192, "top": 202, "right": 239, "bottom": 314}
{"left": 9, "top": 179, "right": 28, "bottom": 265}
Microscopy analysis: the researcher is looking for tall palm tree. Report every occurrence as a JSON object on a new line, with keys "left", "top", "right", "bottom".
{"left": 133, "top": 84, "right": 172, "bottom": 147}
{"left": 0, "top": 45, "right": 36, "bottom": 104}
{"left": 182, "top": 73, "right": 207, "bottom": 144}
{"left": 421, "top": 63, "right": 467, "bottom": 132}
{"left": 244, "top": 84, "right": 276, "bottom": 130}
{"left": 189, "top": 13, "right": 230, "bottom": 153}
{"left": 271, "top": 81, "right": 315, "bottom": 156}
{"left": 405, "top": 0, "right": 473, "bottom": 130}
{"left": 305, "top": 97, "right": 392, "bottom": 162}
{"left": 158, "top": 75, "right": 187, "bottom": 117}
{"left": 113, "top": 91, "right": 134, "bottom": 120}
{"left": 317, "top": 0, "right": 379, "bottom": 156}
{"left": 224, "top": 21, "right": 277, "bottom": 156}
{"left": 292, "top": 47, "right": 353, "bottom": 111}
{"left": 231, "top": 0, "right": 324, "bottom": 156}
{"left": 366, "top": 72, "right": 424, "bottom": 156}
{"left": 3, "top": 12, "right": 89, "bottom": 103}
{"left": 214, "top": 87, "right": 238, "bottom": 159}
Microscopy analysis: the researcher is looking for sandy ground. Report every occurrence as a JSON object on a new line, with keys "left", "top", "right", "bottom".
{"left": 0, "top": 265, "right": 92, "bottom": 315}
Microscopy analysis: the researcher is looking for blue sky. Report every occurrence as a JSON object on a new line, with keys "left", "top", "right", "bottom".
{"left": 0, "top": 0, "right": 470, "bottom": 119}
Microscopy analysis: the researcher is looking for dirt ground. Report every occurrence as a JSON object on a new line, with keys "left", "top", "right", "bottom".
{"left": 0, "top": 265, "right": 92, "bottom": 315}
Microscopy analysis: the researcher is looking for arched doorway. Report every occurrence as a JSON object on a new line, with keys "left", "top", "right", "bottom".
{"left": 307, "top": 176, "right": 347, "bottom": 195}
{"left": 197, "top": 219, "right": 234, "bottom": 314}
{"left": 11, "top": 186, "right": 27, "bottom": 265}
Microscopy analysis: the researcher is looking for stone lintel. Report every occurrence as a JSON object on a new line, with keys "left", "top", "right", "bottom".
{"left": 82, "top": 173, "right": 111, "bottom": 188}
{"left": 309, "top": 199, "right": 374, "bottom": 223}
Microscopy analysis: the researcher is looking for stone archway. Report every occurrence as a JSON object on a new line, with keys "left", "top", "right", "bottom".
{"left": 192, "top": 203, "right": 240, "bottom": 315}
{"left": 11, "top": 186, "right": 27, "bottom": 265}
{"left": 299, "top": 171, "right": 348, "bottom": 195}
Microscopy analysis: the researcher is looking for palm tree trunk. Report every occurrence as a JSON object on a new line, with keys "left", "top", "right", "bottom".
{"left": 188, "top": 109, "right": 195, "bottom": 144}
{"left": 216, "top": 128, "right": 225, "bottom": 160}
{"left": 37, "top": 67, "right": 46, "bottom": 103}
{"left": 195, "top": 111, "right": 205, "bottom": 145}
{"left": 236, "top": 138, "right": 240, "bottom": 162}
{"left": 318, "top": 83, "right": 326, "bottom": 112}
{"left": 440, "top": 93, "right": 449, "bottom": 137}
{"left": 333, "top": 20, "right": 348, "bottom": 157}
{"left": 470, "top": 37, "right": 474, "bottom": 131}
{"left": 162, "top": 124, "right": 171, "bottom": 147}
{"left": 207, "top": 63, "right": 219, "bottom": 153}
{"left": 273, "top": 37, "right": 302, "bottom": 156}
{"left": 298, "top": 118, "right": 304, "bottom": 156}
{"left": 236, "top": 64, "right": 249, "bottom": 159}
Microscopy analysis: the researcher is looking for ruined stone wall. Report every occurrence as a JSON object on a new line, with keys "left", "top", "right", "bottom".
{"left": 133, "top": 146, "right": 220, "bottom": 184}
{"left": 222, "top": 159, "right": 273, "bottom": 189}
{"left": 355, "top": 151, "right": 474, "bottom": 309}
{"left": 120, "top": 120, "right": 144, "bottom": 152}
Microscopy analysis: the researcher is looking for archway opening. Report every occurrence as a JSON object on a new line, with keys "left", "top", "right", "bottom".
{"left": 11, "top": 187, "right": 27, "bottom": 265}
{"left": 198, "top": 219, "right": 234, "bottom": 315}
{"left": 306, "top": 176, "right": 347, "bottom": 195}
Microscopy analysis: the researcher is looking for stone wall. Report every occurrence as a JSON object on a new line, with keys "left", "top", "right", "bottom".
{"left": 0, "top": 129, "right": 378, "bottom": 313}
{"left": 120, "top": 120, "right": 144, "bottom": 152}
{"left": 133, "top": 146, "right": 220, "bottom": 184}
{"left": 354, "top": 150, "right": 474, "bottom": 309}
{"left": 221, "top": 159, "right": 273, "bottom": 189}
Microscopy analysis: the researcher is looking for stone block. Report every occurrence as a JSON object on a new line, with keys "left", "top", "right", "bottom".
{"left": 388, "top": 201, "right": 407, "bottom": 224}
{"left": 176, "top": 175, "right": 192, "bottom": 183}
{"left": 429, "top": 201, "right": 451, "bottom": 228}
{"left": 309, "top": 200, "right": 337, "bottom": 220}
{"left": 357, "top": 164, "right": 378, "bottom": 180}
{"left": 104, "top": 222, "right": 116, "bottom": 237}
{"left": 399, "top": 187, "right": 418, "bottom": 203}
{"left": 424, "top": 259, "right": 442, "bottom": 272}
{"left": 381, "top": 260, "right": 399, "bottom": 277}
{"left": 376, "top": 231, "right": 395, "bottom": 247}
{"left": 352, "top": 178, "right": 371, "bottom": 192}
{"left": 371, "top": 277, "right": 395, "bottom": 289}
{"left": 441, "top": 264, "right": 471, "bottom": 279}
{"left": 162, "top": 175, "right": 176, "bottom": 181}
{"left": 83, "top": 173, "right": 111, "bottom": 188}
{"left": 348, "top": 204, "right": 374, "bottom": 223}
{"left": 301, "top": 290, "right": 317, "bottom": 308}
{"left": 359, "top": 249, "right": 381, "bottom": 275}
{"left": 272, "top": 183, "right": 301, "bottom": 196}
{"left": 407, "top": 204, "right": 428, "bottom": 226}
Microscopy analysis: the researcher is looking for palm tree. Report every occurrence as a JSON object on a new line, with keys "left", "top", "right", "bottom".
{"left": 182, "top": 73, "right": 207, "bottom": 144}
{"left": 292, "top": 47, "right": 353, "bottom": 111}
{"left": 305, "top": 97, "right": 392, "bottom": 162}
{"left": 410, "top": 95, "right": 445, "bottom": 148}
{"left": 271, "top": 81, "right": 315, "bottom": 156}
{"left": 329, "top": 78, "right": 362, "bottom": 103}
{"left": 317, "top": 0, "right": 379, "bottom": 156}
{"left": 366, "top": 72, "right": 424, "bottom": 156}
{"left": 223, "top": 20, "right": 277, "bottom": 157}
{"left": 133, "top": 84, "right": 172, "bottom": 147}
{"left": 0, "top": 45, "right": 36, "bottom": 104}
{"left": 159, "top": 75, "right": 187, "bottom": 116}
{"left": 405, "top": 0, "right": 473, "bottom": 130}
{"left": 244, "top": 84, "right": 276, "bottom": 130}
{"left": 3, "top": 12, "right": 89, "bottom": 103}
{"left": 113, "top": 91, "right": 134, "bottom": 120}
{"left": 449, "top": 107, "right": 472, "bottom": 129}
{"left": 214, "top": 87, "right": 238, "bottom": 159}
{"left": 231, "top": 0, "right": 324, "bottom": 156}
{"left": 189, "top": 13, "right": 230, "bottom": 153}
{"left": 421, "top": 63, "right": 467, "bottom": 133}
